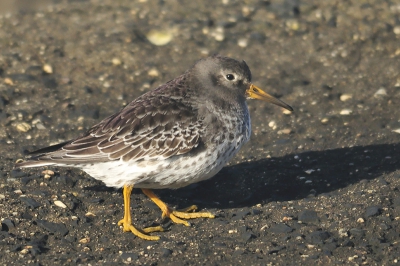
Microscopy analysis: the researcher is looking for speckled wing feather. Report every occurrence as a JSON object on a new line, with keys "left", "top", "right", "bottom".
{"left": 24, "top": 77, "right": 204, "bottom": 165}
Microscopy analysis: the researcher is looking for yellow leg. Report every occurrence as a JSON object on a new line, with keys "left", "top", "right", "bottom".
{"left": 117, "top": 185, "right": 163, "bottom": 241}
{"left": 141, "top": 189, "right": 215, "bottom": 226}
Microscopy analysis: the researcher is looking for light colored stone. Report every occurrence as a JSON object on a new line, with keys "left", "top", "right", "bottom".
{"left": 340, "top": 94, "right": 352, "bottom": 101}
{"left": 43, "top": 64, "right": 53, "bottom": 74}
{"left": 42, "top": 170, "right": 54, "bottom": 176}
{"left": 112, "top": 58, "right": 122, "bottom": 66}
{"left": 392, "top": 129, "right": 400, "bottom": 134}
{"left": 148, "top": 68, "right": 160, "bottom": 77}
{"left": 374, "top": 87, "right": 387, "bottom": 98}
{"left": 15, "top": 122, "right": 31, "bottom": 132}
{"left": 394, "top": 26, "right": 400, "bottom": 35}
{"left": 278, "top": 128, "right": 292, "bottom": 135}
{"left": 237, "top": 38, "right": 248, "bottom": 48}
{"left": 268, "top": 121, "right": 276, "bottom": 129}
{"left": 85, "top": 212, "right": 96, "bottom": 217}
{"left": 321, "top": 118, "right": 329, "bottom": 124}
{"left": 54, "top": 200, "right": 67, "bottom": 209}
{"left": 146, "top": 29, "right": 173, "bottom": 46}
{"left": 340, "top": 109, "right": 352, "bottom": 115}
{"left": 283, "top": 109, "right": 292, "bottom": 115}
{"left": 79, "top": 237, "right": 90, "bottom": 244}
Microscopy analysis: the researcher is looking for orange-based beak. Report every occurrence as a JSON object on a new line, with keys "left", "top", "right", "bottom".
{"left": 246, "top": 84, "right": 293, "bottom": 112}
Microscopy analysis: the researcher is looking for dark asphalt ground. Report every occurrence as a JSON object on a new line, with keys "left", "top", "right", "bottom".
{"left": 1, "top": 0, "right": 400, "bottom": 265}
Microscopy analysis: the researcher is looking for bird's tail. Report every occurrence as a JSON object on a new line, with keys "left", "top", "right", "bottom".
{"left": 15, "top": 160, "right": 56, "bottom": 168}
{"left": 14, "top": 141, "right": 70, "bottom": 169}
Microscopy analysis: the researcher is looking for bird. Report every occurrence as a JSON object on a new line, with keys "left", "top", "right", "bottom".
{"left": 15, "top": 55, "right": 293, "bottom": 240}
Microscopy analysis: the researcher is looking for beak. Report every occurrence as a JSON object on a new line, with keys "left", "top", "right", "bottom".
{"left": 246, "top": 84, "right": 293, "bottom": 112}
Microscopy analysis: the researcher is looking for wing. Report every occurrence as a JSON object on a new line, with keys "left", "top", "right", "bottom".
{"left": 25, "top": 90, "right": 204, "bottom": 165}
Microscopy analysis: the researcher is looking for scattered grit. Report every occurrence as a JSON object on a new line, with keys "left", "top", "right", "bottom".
{"left": 1, "top": 0, "right": 400, "bottom": 265}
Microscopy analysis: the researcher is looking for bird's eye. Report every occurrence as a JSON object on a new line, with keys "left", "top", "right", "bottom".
{"left": 226, "top": 74, "right": 235, "bottom": 80}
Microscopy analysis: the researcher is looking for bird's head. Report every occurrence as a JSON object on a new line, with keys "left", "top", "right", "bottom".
{"left": 192, "top": 55, "right": 293, "bottom": 112}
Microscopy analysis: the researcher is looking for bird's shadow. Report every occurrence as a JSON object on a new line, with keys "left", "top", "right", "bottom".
{"left": 155, "top": 143, "right": 400, "bottom": 210}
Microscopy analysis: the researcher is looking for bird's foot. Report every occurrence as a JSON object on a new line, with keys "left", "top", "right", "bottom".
{"left": 117, "top": 218, "right": 163, "bottom": 241}
{"left": 162, "top": 205, "right": 215, "bottom": 226}
{"left": 141, "top": 189, "right": 215, "bottom": 227}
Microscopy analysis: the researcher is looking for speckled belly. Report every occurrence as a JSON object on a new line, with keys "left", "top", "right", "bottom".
{"left": 80, "top": 139, "right": 247, "bottom": 189}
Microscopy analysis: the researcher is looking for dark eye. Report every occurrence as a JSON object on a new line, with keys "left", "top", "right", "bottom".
{"left": 226, "top": 74, "right": 235, "bottom": 80}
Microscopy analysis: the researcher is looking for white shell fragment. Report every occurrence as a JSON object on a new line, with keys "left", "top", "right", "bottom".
{"left": 321, "top": 118, "right": 329, "bottom": 124}
{"left": 54, "top": 200, "right": 67, "bottom": 209}
{"left": 146, "top": 29, "right": 173, "bottom": 46}
{"left": 15, "top": 122, "right": 31, "bottom": 132}
{"left": 374, "top": 87, "right": 387, "bottom": 98}
{"left": 43, "top": 64, "right": 53, "bottom": 74}
{"left": 112, "top": 58, "right": 122, "bottom": 66}
{"left": 392, "top": 129, "right": 400, "bottom": 134}
{"left": 340, "top": 94, "right": 352, "bottom": 101}
{"left": 340, "top": 109, "right": 352, "bottom": 115}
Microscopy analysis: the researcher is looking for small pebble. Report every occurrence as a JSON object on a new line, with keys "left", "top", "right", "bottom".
{"left": 120, "top": 252, "right": 139, "bottom": 260}
{"left": 43, "top": 64, "right": 53, "bottom": 74}
{"left": 321, "top": 118, "right": 329, "bottom": 124}
{"left": 282, "top": 216, "right": 292, "bottom": 221}
{"left": 393, "top": 26, "right": 400, "bottom": 35}
{"left": 161, "top": 248, "right": 172, "bottom": 258}
{"left": 283, "top": 109, "right": 292, "bottom": 115}
{"left": 237, "top": 38, "right": 248, "bottom": 48}
{"left": 240, "top": 232, "right": 253, "bottom": 242}
{"left": 211, "top": 27, "right": 225, "bottom": 42}
{"left": 20, "top": 197, "right": 41, "bottom": 209}
{"left": 1, "top": 219, "right": 15, "bottom": 229}
{"left": 268, "top": 121, "right": 277, "bottom": 130}
{"left": 374, "top": 87, "right": 387, "bottom": 98}
{"left": 278, "top": 128, "right": 292, "bottom": 135}
{"left": 298, "top": 210, "right": 319, "bottom": 223}
{"left": 286, "top": 19, "right": 299, "bottom": 31}
{"left": 242, "top": 6, "right": 252, "bottom": 17}
{"left": 112, "top": 58, "right": 122, "bottom": 66}
{"left": 307, "top": 231, "right": 330, "bottom": 244}
{"left": 79, "top": 237, "right": 90, "bottom": 244}
{"left": 20, "top": 248, "right": 29, "bottom": 255}
{"left": 148, "top": 68, "right": 160, "bottom": 77}
{"left": 340, "top": 109, "right": 352, "bottom": 115}
{"left": 36, "top": 220, "right": 69, "bottom": 236}
{"left": 42, "top": 170, "right": 54, "bottom": 179}
{"left": 4, "top": 78, "right": 14, "bottom": 85}
{"left": 338, "top": 228, "right": 348, "bottom": 237}
{"left": 35, "top": 123, "right": 46, "bottom": 130}
{"left": 365, "top": 206, "right": 381, "bottom": 217}
{"left": 357, "top": 217, "right": 365, "bottom": 223}
{"left": 269, "top": 224, "right": 293, "bottom": 233}
{"left": 54, "top": 200, "right": 67, "bottom": 209}
{"left": 15, "top": 122, "right": 31, "bottom": 132}
{"left": 146, "top": 29, "right": 173, "bottom": 46}
{"left": 340, "top": 94, "right": 352, "bottom": 101}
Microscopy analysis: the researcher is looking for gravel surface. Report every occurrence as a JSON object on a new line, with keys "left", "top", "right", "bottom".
{"left": 1, "top": 0, "right": 400, "bottom": 265}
